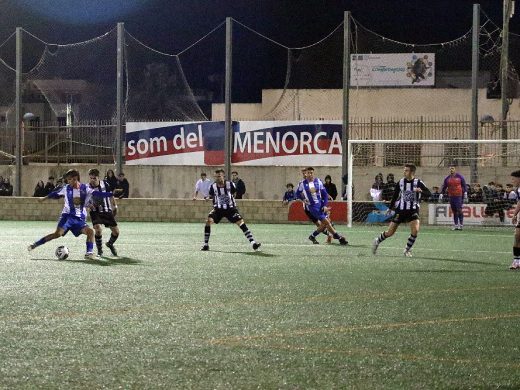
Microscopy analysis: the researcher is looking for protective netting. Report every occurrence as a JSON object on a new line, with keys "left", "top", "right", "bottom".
{"left": 349, "top": 140, "right": 520, "bottom": 227}
{"left": 0, "top": 32, "right": 16, "bottom": 159}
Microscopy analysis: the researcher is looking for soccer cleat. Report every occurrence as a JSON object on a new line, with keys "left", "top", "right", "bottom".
{"left": 457, "top": 225, "right": 463, "bottom": 230}
{"left": 27, "top": 244, "right": 34, "bottom": 252}
{"left": 403, "top": 249, "right": 413, "bottom": 257}
{"left": 97, "top": 248, "right": 104, "bottom": 256}
{"left": 451, "top": 225, "right": 458, "bottom": 231}
{"left": 84, "top": 252, "right": 97, "bottom": 260}
{"left": 509, "top": 260, "right": 520, "bottom": 270}
{"left": 372, "top": 238, "right": 379, "bottom": 255}
{"left": 201, "top": 244, "right": 209, "bottom": 251}
{"left": 308, "top": 235, "right": 319, "bottom": 244}
{"left": 326, "top": 234, "right": 333, "bottom": 244}
{"left": 339, "top": 237, "right": 348, "bottom": 246}
{"left": 252, "top": 242, "right": 261, "bottom": 251}
{"left": 105, "top": 242, "right": 118, "bottom": 256}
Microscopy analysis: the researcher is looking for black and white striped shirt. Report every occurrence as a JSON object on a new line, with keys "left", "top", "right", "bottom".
{"left": 209, "top": 181, "right": 237, "bottom": 209}
{"left": 89, "top": 180, "right": 114, "bottom": 213}
{"left": 390, "top": 177, "right": 430, "bottom": 212}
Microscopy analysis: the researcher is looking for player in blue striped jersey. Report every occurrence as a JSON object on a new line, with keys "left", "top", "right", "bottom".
{"left": 372, "top": 164, "right": 431, "bottom": 257}
{"left": 295, "top": 167, "right": 348, "bottom": 245}
{"left": 201, "top": 169, "right": 260, "bottom": 251}
{"left": 28, "top": 169, "right": 118, "bottom": 260}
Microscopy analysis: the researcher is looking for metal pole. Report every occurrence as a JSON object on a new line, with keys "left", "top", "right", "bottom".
{"left": 342, "top": 11, "right": 351, "bottom": 187}
{"left": 116, "top": 22, "right": 124, "bottom": 174}
{"left": 470, "top": 4, "right": 480, "bottom": 183}
{"left": 501, "top": 0, "right": 513, "bottom": 167}
{"left": 224, "top": 17, "right": 233, "bottom": 179}
{"left": 15, "top": 27, "right": 22, "bottom": 196}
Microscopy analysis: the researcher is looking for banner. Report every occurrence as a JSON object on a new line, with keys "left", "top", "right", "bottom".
{"left": 126, "top": 121, "right": 343, "bottom": 166}
{"left": 428, "top": 203, "right": 515, "bottom": 225}
{"left": 351, "top": 53, "right": 435, "bottom": 87}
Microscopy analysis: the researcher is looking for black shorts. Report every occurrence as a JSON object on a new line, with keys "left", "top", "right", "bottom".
{"left": 391, "top": 210, "right": 419, "bottom": 225}
{"left": 208, "top": 208, "right": 243, "bottom": 224}
{"left": 90, "top": 211, "right": 118, "bottom": 227}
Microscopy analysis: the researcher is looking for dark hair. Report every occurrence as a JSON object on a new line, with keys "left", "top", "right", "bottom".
{"left": 215, "top": 169, "right": 225, "bottom": 175}
{"left": 404, "top": 163, "right": 416, "bottom": 173}
{"left": 511, "top": 170, "right": 520, "bottom": 178}
{"left": 324, "top": 175, "right": 332, "bottom": 181}
{"left": 106, "top": 169, "right": 115, "bottom": 177}
{"left": 306, "top": 167, "right": 315, "bottom": 172}
{"left": 48, "top": 176, "right": 54, "bottom": 180}
{"left": 201, "top": 172, "right": 206, "bottom": 176}
{"left": 65, "top": 169, "right": 80, "bottom": 180}
{"left": 118, "top": 172, "right": 125, "bottom": 177}
{"left": 231, "top": 171, "right": 238, "bottom": 175}
{"left": 286, "top": 183, "right": 294, "bottom": 188}
{"left": 88, "top": 168, "right": 100, "bottom": 176}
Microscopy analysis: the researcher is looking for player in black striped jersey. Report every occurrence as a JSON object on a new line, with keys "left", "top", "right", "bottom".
{"left": 201, "top": 169, "right": 260, "bottom": 251}
{"left": 372, "top": 163, "right": 431, "bottom": 257}
{"left": 509, "top": 170, "right": 520, "bottom": 270}
{"left": 88, "top": 168, "right": 120, "bottom": 257}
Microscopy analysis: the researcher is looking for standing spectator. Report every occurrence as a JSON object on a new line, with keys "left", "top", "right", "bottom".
{"left": 33, "top": 180, "right": 47, "bottom": 197}
{"left": 469, "top": 183, "right": 483, "bottom": 203}
{"left": 105, "top": 169, "right": 118, "bottom": 190}
{"left": 3, "top": 178, "right": 13, "bottom": 196}
{"left": 231, "top": 171, "right": 246, "bottom": 199}
{"left": 0, "top": 177, "right": 6, "bottom": 196}
{"left": 44, "top": 176, "right": 55, "bottom": 195}
{"left": 382, "top": 173, "right": 397, "bottom": 202}
{"left": 370, "top": 173, "right": 384, "bottom": 201}
{"left": 429, "top": 186, "right": 441, "bottom": 202}
{"left": 115, "top": 172, "right": 130, "bottom": 198}
{"left": 323, "top": 175, "right": 338, "bottom": 200}
{"left": 282, "top": 183, "right": 296, "bottom": 204}
{"left": 193, "top": 172, "right": 212, "bottom": 200}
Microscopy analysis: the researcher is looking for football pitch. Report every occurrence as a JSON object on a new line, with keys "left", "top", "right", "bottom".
{"left": 2, "top": 221, "right": 520, "bottom": 388}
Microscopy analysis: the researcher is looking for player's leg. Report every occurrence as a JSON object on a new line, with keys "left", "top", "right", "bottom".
{"left": 404, "top": 218, "right": 420, "bottom": 257}
{"left": 201, "top": 209, "right": 217, "bottom": 251}
{"left": 105, "top": 225, "right": 120, "bottom": 256}
{"left": 510, "top": 227, "right": 520, "bottom": 269}
{"left": 80, "top": 225, "right": 96, "bottom": 259}
{"left": 372, "top": 221, "right": 399, "bottom": 254}
{"left": 28, "top": 227, "right": 65, "bottom": 251}
{"left": 320, "top": 217, "right": 348, "bottom": 245}
{"left": 234, "top": 216, "right": 261, "bottom": 251}
{"left": 93, "top": 223, "right": 104, "bottom": 256}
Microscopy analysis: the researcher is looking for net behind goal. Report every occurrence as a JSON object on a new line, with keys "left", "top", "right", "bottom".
{"left": 346, "top": 139, "right": 520, "bottom": 227}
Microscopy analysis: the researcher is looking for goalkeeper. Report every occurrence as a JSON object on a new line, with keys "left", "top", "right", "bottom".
{"left": 439, "top": 166, "right": 468, "bottom": 230}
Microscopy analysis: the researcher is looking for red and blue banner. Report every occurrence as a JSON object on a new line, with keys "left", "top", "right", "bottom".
{"left": 126, "top": 121, "right": 343, "bottom": 166}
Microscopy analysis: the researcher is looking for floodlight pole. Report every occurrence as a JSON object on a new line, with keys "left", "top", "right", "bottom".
{"left": 116, "top": 22, "right": 124, "bottom": 175}
{"left": 15, "top": 27, "right": 22, "bottom": 196}
{"left": 224, "top": 17, "right": 233, "bottom": 179}
{"left": 501, "top": 0, "right": 513, "bottom": 166}
{"left": 470, "top": 4, "right": 480, "bottom": 184}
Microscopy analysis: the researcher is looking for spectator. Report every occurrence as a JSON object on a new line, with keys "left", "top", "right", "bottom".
{"left": 115, "top": 172, "right": 129, "bottom": 198}
{"left": 231, "top": 171, "right": 246, "bottom": 199}
{"left": 44, "top": 176, "right": 55, "bottom": 195}
{"left": 429, "top": 186, "right": 441, "bottom": 202}
{"left": 382, "top": 173, "right": 397, "bottom": 202}
{"left": 33, "top": 180, "right": 47, "bottom": 197}
{"left": 483, "top": 182, "right": 504, "bottom": 222}
{"left": 282, "top": 183, "right": 296, "bottom": 204}
{"left": 505, "top": 183, "right": 517, "bottom": 209}
{"left": 370, "top": 173, "right": 384, "bottom": 201}
{"left": 323, "top": 175, "right": 338, "bottom": 200}
{"left": 105, "top": 169, "right": 118, "bottom": 190}
{"left": 468, "top": 183, "right": 483, "bottom": 203}
{"left": 193, "top": 172, "right": 212, "bottom": 200}
{"left": 54, "top": 176, "right": 65, "bottom": 192}
{"left": 2, "top": 178, "right": 13, "bottom": 196}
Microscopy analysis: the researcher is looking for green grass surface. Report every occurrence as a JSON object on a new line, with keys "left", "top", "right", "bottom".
{"left": 2, "top": 221, "right": 520, "bottom": 388}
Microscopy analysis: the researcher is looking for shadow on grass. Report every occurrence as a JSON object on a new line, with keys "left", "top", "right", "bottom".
{"left": 207, "top": 250, "right": 278, "bottom": 257}
{"left": 408, "top": 256, "right": 498, "bottom": 266}
{"left": 105, "top": 256, "right": 143, "bottom": 265}
{"left": 31, "top": 257, "right": 143, "bottom": 266}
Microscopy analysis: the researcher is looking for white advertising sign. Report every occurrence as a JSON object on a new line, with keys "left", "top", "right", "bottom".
{"left": 351, "top": 53, "right": 435, "bottom": 87}
{"left": 428, "top": 203, "right": 514, "bottom": 226}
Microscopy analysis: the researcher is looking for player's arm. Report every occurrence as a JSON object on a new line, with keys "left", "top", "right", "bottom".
{"left": 439, "top": 176, "right": 448, "bottom": 201}
{"left": 388, "top": 186, "right": 400, "bottom": 210}
{"left": 512, "top": 199, "right": 520, "bottom": 225}
{"left": 41, "top": 186, "right": 66, "bottom": 201}
{"left": 460, "top": 175, "right": 468, "bottom": 202}
{"left": 416, "top": 181, "right": 432, "bottom": 199}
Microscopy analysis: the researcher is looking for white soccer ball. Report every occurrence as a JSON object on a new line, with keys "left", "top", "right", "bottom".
{"left": 55, "top": 245, "right": 69, "bottom": 260}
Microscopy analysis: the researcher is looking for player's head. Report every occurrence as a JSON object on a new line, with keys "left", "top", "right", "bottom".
{"left": 65, "top": 169, "right": 80, "bottom": 185}
{"left": 214, "top": 169, "right": 225, "bottom": 184}
{"left": 301, "top": 168, "right": 307, "bottom": 179}
{"left": 511, "top": 170, "right": 520, "bottom": 186}
{"left": 403, "top": 163, "right": 416, "bottom": 179}
{"left": 88, "top": 168, "right": 100, "bottom": 186}
{"left": 449, "top": 166, "right": 456, "bottom": 175}
{"left": 306, "top": 167, "right": 315, "bottom": 180}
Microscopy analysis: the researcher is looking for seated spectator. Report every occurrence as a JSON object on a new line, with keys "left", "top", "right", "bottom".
{"left": 370, "top": 173, "right": 384, "bottom": 201}
{"left": 115, "top": 172, "right": 129, "bottom": 198}
{"left": 33, "top": 180, "right": 47, "bottom": 197}
{"left": 468, "top": 183, "right": 483, "bottom": 203}
{"left": 429, "top": 186, "right": 441, "bottom": 202}
{"left": 3, "top": 178, "right": 13, "bottom": 196}
{"left": 105, "top": 169, "right": 118, "bottom": 190}
{"left": 44, "top": 176, "right": 55, "bottom": 195}
{"left": 282, "top": 183, "right": 296, "bottom": 204}
{"left": 382, "top": 173, "right": 397, "bottom": 202}
{"left": 483, "top": 182, "right": 504, "bottom": 222}
{"left": 323, "top": 175, "right": 338, "bottom": 200}
{"left": 505, "top": 183, "right": 517, "bottom": 209}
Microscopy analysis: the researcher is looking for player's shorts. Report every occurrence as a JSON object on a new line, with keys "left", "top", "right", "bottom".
{"left": 391, "top": 210, "right": 419, "bottom": 225}
{"left": 90, "top": 211, "right": 118, "bottom": 227}
{"left": 57, "top": 214, "right": 88, "bottom": 237}
{"left": 208, "top": 208, "right": 243, "bottom": 224}
{"left": 304, "top": 208, "right": 319, "bottom": 223}
{"left": 449, "top": 196, "right": 463, "bottom": 210}
{"left": 306, "top": 206, "right": 328, "bottom": 222}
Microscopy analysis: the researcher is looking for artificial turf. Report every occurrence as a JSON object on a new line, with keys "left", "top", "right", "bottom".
{"left": 1, "top": 221, "right": 519, "bottom": 388}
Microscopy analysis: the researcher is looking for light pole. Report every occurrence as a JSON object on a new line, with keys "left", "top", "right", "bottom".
{"left": 15, "top": 112, "right": 34, "bottom": 196}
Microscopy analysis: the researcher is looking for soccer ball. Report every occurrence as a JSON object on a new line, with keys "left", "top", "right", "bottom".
{"left": 55, "top": 245, "right": 69, "bottom": 260}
